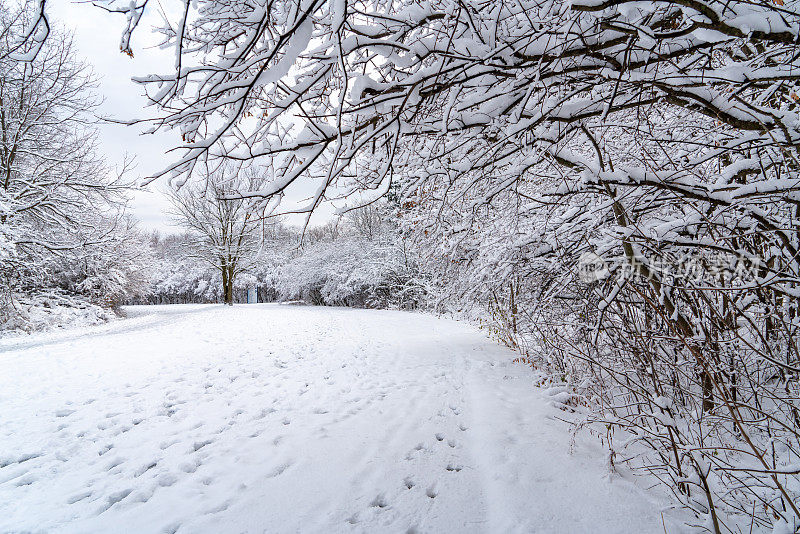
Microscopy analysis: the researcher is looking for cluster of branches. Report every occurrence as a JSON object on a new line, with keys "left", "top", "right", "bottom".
{"left": 0, "top": 2, "right": 148, "bottom": 331}
{"left": 89, "top": 0, "right": 800, "bottom": 530}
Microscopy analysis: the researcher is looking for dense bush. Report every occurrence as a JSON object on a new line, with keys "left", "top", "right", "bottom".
{"left": 141, "top": 206, "right": 428, "bottom": 310}
{"left": 273, "top": 209, "right": 428, "bottom": 309}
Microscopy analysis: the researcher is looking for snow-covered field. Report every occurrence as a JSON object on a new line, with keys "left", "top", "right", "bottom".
{"left": 1, "top": 304, "right": 669, "bottom": 533}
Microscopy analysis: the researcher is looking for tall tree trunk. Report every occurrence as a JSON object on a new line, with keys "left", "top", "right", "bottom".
{"left": 224, "top": 266, "right": 235, "bottom": 306}
{"left": 221, "top": 267, "right": 233, "bottom": 306}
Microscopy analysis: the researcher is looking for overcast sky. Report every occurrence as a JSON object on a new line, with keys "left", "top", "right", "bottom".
{"left": 48, "top": 2, "right": 179, "bottom": 233}
{"left": 49, "top": 2, "right": 335, "bottom": 234}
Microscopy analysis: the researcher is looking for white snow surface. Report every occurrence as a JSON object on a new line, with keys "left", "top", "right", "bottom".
{"left": 1, "top": 304, "right": 669, "bottom": 533}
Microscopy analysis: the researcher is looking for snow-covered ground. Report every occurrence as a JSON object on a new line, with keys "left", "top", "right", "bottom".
{"left": 1, "top": 304, "right": 672, "bottom": 533}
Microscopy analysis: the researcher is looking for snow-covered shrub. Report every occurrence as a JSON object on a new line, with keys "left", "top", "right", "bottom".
{"left": 1, "top": 217, "right": 154, "bottom": 332}
{"left": 274, "top": 207, "right": 428, "bottom": 309}
{"left": 139, "top": 234, "right": 217, "bottom": 304}
{"left": 0, "top": 290, "right": 116, "bottom": 334}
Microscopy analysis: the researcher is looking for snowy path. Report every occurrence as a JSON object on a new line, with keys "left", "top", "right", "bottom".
{"left": 1, "top": 305, "right": 666, "bottom": 533}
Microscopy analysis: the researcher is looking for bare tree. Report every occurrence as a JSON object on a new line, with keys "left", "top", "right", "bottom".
{"left": 0, "top": 3, "right": 135, "bottom": 324}
{"left": 168, "top": 165, "right": 267, "bottom": 305}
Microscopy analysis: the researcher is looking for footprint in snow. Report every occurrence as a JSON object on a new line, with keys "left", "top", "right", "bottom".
{"left": 179, "top": 459, "right": 200, "bottom": 473}
{"left": 255, "top": 408, "right": 276, "bottom": 420}
{"left": 192, "top": 440, "right": 213, "bottom": 452}
{"left": 111, "top": 425, "right": 132, "bottom": 436}
{"left": 0, "top": 452, "right": 42, "bottom": 468}
{"left": 128, "top": 487, "right": 155, "bottom": 503}
{"left": 370, "top": 493, "right": 389, "bottom": 508}
{"left": 205, "top": 500, "right": 230, "bottom": 513}
{"left": 134, "top": 461, "right": 158, "bottom": 477}
{"left": 425, "top": 483, "right": 438, "bottom": 499}
{"left": 160, "top": 439, "right": 179, "bottom": 450}
{"left": 98, "top": 488, "right": 133, "bottom": 513}
{"left": 265, "top": 461, "right": 292, "bottom": 478}
{"left": 15, "top": 474, "right": 36, "bottom": 486}
{"left": 105, "top": 457, "right": 125, "bottom": 471}
{"left": 67, "top": 491, "right": 92, "bottom": 504}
